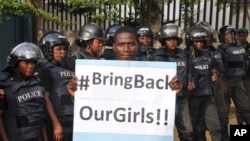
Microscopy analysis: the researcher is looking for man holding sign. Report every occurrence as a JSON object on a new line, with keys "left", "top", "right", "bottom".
{"left": 67, "top": 26, "right": 182, "bottom": 141}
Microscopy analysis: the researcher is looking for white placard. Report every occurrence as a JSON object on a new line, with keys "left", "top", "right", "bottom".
{"left": 73, "top": 60, "right": 176, "bottom": 141}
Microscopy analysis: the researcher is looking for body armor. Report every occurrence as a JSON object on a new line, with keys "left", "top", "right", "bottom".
{"left": 219, "top": 43, "right": 246, "bottom": 79}
{"left": 0, "top": 73, "right": 45, "bottom": 141}
{"left": 41, "top": 61, "right": 74, "bottom": 117}
{"left": 154, "top": 47, "right": 189, "bottom": 96}
{"left": 189, "top": 49, "right": 214, "bottom": 96}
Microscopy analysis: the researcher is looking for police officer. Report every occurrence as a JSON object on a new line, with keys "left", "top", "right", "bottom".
{"left": 0, "top": 42, "right": 46, "bottom": 141}
{"left": 135, "top": 26, "right": 155, "bottom": 61}
{"left": 184, "top": 26, "right": 221, "bottom": 141}
{"left": 63, "top": 23, "right": 104, "bottom": 71}
{"left": 37, "top": 31, "right": 74, "bottom": 141}
{"left": 194, "top": 21, "right": 229, "bottom": 141}
{"left": 101, "top": 24, "right": 122, "bottom": 60}
{"left": 154, "top": 23, "right": 193, "bottom": 141}
{"left": 237, "top": 28, "right": 250, "bottom": 49}
{"left": 218, "top": 25, "right": 250, "bottom": 126}
{"left": 237, "top": 28, "right": 250, "bottom": 115}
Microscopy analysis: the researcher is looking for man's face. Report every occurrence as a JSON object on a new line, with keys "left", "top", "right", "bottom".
{"left": 113, "top": 32, "right": 138, "bottom": 60}
{"left": 237, "top": 33, "right": 248, "bottom": 44}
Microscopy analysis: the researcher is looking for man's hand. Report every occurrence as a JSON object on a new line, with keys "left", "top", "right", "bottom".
{"left": 211, "top": 69, "right": 218, "bottom": 82}
{"left": 169, "top": 75, "right": 183, "bottom": 94}
{"left": 67, "top": 76, "right": 78, "bottom": 97}
{"left": 187, "top": 80, "right": 195, "bottom": 91}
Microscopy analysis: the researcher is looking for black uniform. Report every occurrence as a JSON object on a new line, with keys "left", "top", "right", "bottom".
{"left": 62, "top": 49, "right": 101, "bottom": 71}
{"left": 37, "top": 59, "right": 74, "bottom": 141}
{"left": 154, "top": 47, "right": 193, "bottom": 141}
{"left": 242, "top": 42, "right": 250, "bottom": 110}
{"left": 208, "top": 45, "right": 229, "bottom": 141}
{"left": 135, "top": 47, "right": 155, "bottom": 61}
{"left": 218, "top": 43, "right": 250, "bottom": 125}
{"left": 0, "top": 72, "right": 46, "bottom": 141}
{"left": 184, "top": 47, "right": 221, "bottom": 141}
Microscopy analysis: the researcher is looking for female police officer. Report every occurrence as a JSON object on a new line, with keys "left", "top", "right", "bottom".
{"left": 0, "top": 42, "right": 46, "bottom": 141}
{"left": 37, "top": 31, "right": 74, "bottom": 141}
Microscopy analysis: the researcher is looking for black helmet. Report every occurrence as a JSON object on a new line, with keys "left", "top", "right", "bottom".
{"left": 194, "top": 21, "right": 216, "bottom": 40}
{"left": 218, "top": 25, "right": 236, "bottom": 43}
{"left": 104, "top": 24, "right": 122, "bottom": 46}
{"left": 78, "top": 23, "right": 104, "bottom": 41}
{"left": 159, "top": 23, "right": 182, "bottom": 45}
{"left": 136, "top": 26, "right": 153, "bottom": 38}
{"left": 186, "top": 26, "right": 208, "bottom": 46}
{"left": 6, "top": 42, "right": 44, "bottom": 68}
{"left": 39, "top": 31, "right": 69, "bottom": 59}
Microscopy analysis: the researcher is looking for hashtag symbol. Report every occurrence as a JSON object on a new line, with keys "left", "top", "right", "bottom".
{"left": 78, "top": 75, "right": 90, "bottom": 91}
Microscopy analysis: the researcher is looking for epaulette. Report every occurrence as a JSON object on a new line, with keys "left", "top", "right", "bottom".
{"left": 153, "top": 47, "right": 166, "bottom": 56}
{"left": 0, "top": 72, "right": 11, "bottom": 86}
{"left": 36, "top": 59, "right": 54, "bottom": 70}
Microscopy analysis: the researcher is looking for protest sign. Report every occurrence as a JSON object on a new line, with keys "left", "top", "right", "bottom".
{"left": 73, "top": 60, "right": 176, "bottom": 141}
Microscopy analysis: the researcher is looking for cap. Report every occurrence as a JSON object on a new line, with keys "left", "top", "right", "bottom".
{"left": 237, "top": 28, "right": 248, "bottom": 34}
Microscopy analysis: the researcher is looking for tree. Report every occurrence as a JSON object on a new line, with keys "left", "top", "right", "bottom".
{"left": 0, "top": 0, "right": 234, "bottom": 28}
{"left": 179, "top": 0, "right": 233, "bottom": 31}
{"left": 0, "top": 0, "right": 68, "bottom": 24}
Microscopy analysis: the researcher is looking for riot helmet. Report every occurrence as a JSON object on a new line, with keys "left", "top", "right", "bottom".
{"left": 104, "top": 24, "right": 122, "bottom": 46}
{"left": 159, "top": 23, "right": 182, "bottom": 46}
{"left": 135, "top": 26, "right": 154, "bottom": 53}
{"left": 5, "top": 42, "right": 44, "bottom": 68}
{"left": 194, "top": 21, "right": 216, "bottom": 41}
{"left": 136, "top": 26, "right": 153, "bottom": 38}
{"left": 76, "top": 23, "right": 104, "bottom": 48}
{"left": 218, "top": 25, "right": 236, "bottom": 43}
{"left": 186, "top": 25, "right": 208, "bottom": 46}
{"left": 39, "top": 31, "right": 69, "bottom": 60}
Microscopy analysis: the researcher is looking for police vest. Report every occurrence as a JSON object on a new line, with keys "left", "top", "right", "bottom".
{"left": 211, "top": 50, "right": 225, "bottom": 75}
{"left": 220, "top": 44, "right": 246, "bottom": 78}
{"left": 0, "top": 73, "right": 46, "bottom": 141}
{"left": 42, "top": 61, "right": 74, "bottom": 117}
{"left": 154, "top": 47, "right": 189, "bottom": 97}
{"left": 190, "top": 52, "right": 213, "bottom": 96}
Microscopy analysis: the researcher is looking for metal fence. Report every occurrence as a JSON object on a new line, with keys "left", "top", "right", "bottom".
{"left": 41, "top": 0, "right": 250, "bottom": 31}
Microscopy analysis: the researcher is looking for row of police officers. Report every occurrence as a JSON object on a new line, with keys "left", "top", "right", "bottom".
{"left": 0, "top": 21, "right": 250, "bottom": 141}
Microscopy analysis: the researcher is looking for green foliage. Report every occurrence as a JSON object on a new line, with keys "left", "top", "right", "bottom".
{"left": 126, "top": 0, "right": 161, "bottom": 27}
{"left": 66, "top": 0, "right": 135, "bottom": 24}
{"left": 0, "top": 0, "right": 234, "bottom": 28}
{"left": 215, "top": 0, "right": 233, "bottom": 10}
{"left": 0, "top": 0, "right": 68, "bottom": 24}
{"left": 179, "top": 0, "right": 201, "bottom": 31}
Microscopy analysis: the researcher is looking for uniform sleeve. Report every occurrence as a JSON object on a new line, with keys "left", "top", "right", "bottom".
{"left": 38, "top": 69, "right": 52, "bottom": 92}
{"left": 152, "top": 48, "right": 165, "bottom": 61}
